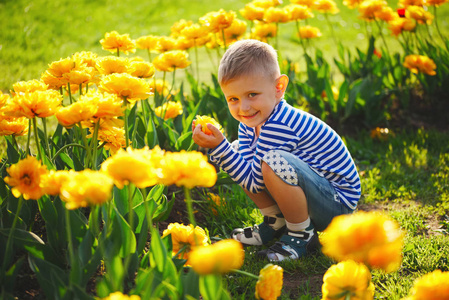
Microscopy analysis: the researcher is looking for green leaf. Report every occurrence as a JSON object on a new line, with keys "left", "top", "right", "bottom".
{"left": 149, "top": 228, "right": 167, "bottom": 273}
{"left": 182, "top": 267, "right": 200, "bottom": 299}
{"left": 58, "top": 152, "right": 74, "bottom": 169}
{"left": 28, "top": 255, "right": 68, "bottom": 299}
{"left": 200, "top": 274, "right": 224, "bottom": 300}
{"left": 175, "top": 131, "right": 193, "bottom": 151}
{"left": 113, "top": 209, "right": 137, "bottom": 258}
{"left": 6, "top": 138, "right": 20, "bottom": 164}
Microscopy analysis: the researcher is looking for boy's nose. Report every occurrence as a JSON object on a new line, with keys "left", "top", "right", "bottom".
{"left": 241, "top": 99, "right": 251, "bottom": 111}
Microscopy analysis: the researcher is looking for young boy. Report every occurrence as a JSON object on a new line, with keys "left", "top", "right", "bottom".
{"left": 192, "top": 39, "right": 361, "bottom": 262}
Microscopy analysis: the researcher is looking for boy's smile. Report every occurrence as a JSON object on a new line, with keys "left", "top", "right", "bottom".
{"left": 221, "top": 73, "right": 288, "bottom": 136}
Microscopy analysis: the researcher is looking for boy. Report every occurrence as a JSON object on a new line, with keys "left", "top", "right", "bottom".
{"left": 192, "top": 39, "right": 361, "bottom": 261}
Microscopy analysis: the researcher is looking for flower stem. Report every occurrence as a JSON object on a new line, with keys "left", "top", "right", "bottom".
{"left": 78, "top": 122, "right": 92, "bottom": 167}
{"left": 67, "top": 84, "right": 73, "bottom": 104}
{"left": 1, "top": 196, "right": 24, "bottom": 277}
{"left": 123, "top": 96, "right": 129, "bottom": 148}
{"left": 26, "top": 119, "right": 31, "bottom": 156}
{"left": 231, "top": 268, "right": 259, "bottom": 280}
{"left": 41, "top": 117, "right": 51, "bottom": 158}
{"left": 221, "top": 28, "right": 227, "bottom": 50}
{"left": 184, "top": 187, "right": 196, "bottom": 228}
{"left": 90, "top": 121, "right": 100, "bottom": 170}
{"left": 32, "top": 117, "right": 43, "bottom": 160}
{"left": 65, "top": 208, "right": 76, "bottom": 289}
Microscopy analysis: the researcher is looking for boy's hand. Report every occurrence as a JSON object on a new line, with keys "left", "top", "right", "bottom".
{"left": 192, "top": 123, "right": 225, "bottom": 149}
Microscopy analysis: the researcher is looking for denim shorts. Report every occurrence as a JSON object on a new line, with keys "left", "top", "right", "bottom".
{"left": 263, "top": 150, "right": 352, "bottom": 231}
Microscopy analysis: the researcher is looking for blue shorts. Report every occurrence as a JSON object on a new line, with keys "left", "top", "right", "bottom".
{"left": 263, "top": 150, "right": 352, "bottom": 231}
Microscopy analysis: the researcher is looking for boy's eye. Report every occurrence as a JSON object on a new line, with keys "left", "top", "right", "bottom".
{"left": 228, "top": 97, "right": 239, "bottom": 102}
{"left": 248, "top": 93, "right": 257, "bottom": 98}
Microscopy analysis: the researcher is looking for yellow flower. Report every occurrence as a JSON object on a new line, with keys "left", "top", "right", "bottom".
{"left": 263, "top": 7, "right": 290, "bottom": 23}
{"left": 285, "top": 4, "right": 314, "bottom": 21}
{"left": 322, "top": 260, "right": 375, "bottom": 300}
{"left": 207, "top": 192, "right": 225, "bottom": 215}
{"left": 343, "top": 0, "right": 364, "bottom": 9}
{"left": 101, "top": 146, "right": 165, "bottom": 189}
{"left": 180, "top": 24, "right": 212, "bottom": 47}
{"left": 60, "top": 169, "right": 113, "bottom": 210}
{"left": 176, "top": 36, "right": 197, "bottom": 50}
{"left": 223, "top": 18, "right": 248, "bottom": 41}
{"left": 290, "top": 0, "right": 316, "bottom": 7}
{"left": 388, "top": 17, "right": 416, "bottom": 36}
{"left": 159, "top": 150, "right": 217, "bottom": 188}
{"left": 101, "top": 291, "right": 141, "bottom": 300}
{"left": 0, "top": 116, "right": 28, "bottom": 136}
{"left": 55, "top": 97, "right": 98, "bottom": 128}
{"left": 154, "top": 101, "right": 183, "bottom": 120}
{"left": 343, "top": 0, "right": 365, "bottom": 8}
{"left": 200, "top": 9, "right": 236, "bottom": 33}
{"left": 425, "top": 0, "right": 448, "bottom": 6}
{"left": 405, "top": 5, "right": 434, "bottom": 24}
{"left": 72, "top": 51, "right": 99, "bottom": 68}
{"left": 162, "top": 222, "right": 209, "bottom": 265}
{"left": 170, "top": 19, "right": 194, "bottom": 37}
{"left": 313, "top": 0, "right": 340, "bottom": 14}
{"left": 152, "top": 50, "right": 191, "bottom": 72}
{"left": 255, "top": 264, "right": 283, "bottom": 300}
{"left": 96, "top": 56, "right": 130, "bottom": 75}
{"left": 150, "top": 79, "right": 170, "bottom": 97}
{"left": 85, "top": 90, "right": 124, "bottom": 120}
{"left": 4, "top": 156, "right": 48, "bottom": 200}
{"left": 136, "top": 35, "right": 160, "bottom": 52}
{"left": 240, "top": 3, "right": 265, "bottom": 21}
{"left": 99, "top": 73, "right": 152, "bottom": 102}
{"left": 189, "top": 239, "right": 244, "bottom": 275}
{"left": 375, "top": 6, "right": 397, "bottom": 22}
{"left": 155, "top": 36, "right": 178, "bottom": 53}
{"left": 399, "top": 0, "right": 425, "bottom": 7}
{"left": 95, "top": 124, "right": 126, "bottom": 154}
{"left": 10, "top": 90, "right": 62, "bottom": 119}
{"left": 43, "top": 57, "right": 75, "bottom": 88}
{"left": 320, "top": 211, "right": 404, "bottom": 273}
{"left": 252, "top": 0, "right": 282, "bottom": 8}
{"left": 100, "top": 31, "right": 136, "bottom": 55}
{"left": 358, "top": 0, "right": 388, "bottom": 21}
{"left": 127, "top": 60, "right": 155, "bottom": 79}
{"left": 193, "top": 115, "right": 223, "bottom": 135}
{"left": 405, "top": 270, "right": 449, "bottom": 299}
{"left": 298, "top": 25, "right": 322, "bottom": 39}
{"left": 63, "top": 63, "right": 96, "bottom": 86}
{"left": 252, "top": 22, "right": 278, "bottom": 42}
{"left": 40, "top": 170, "right": 71, "bottom": 196}
{"left": 403, "top": 54, "right": 437, "bottom": 76}
{"left": 12, "top": 79, "right": 48, "bottom": 95}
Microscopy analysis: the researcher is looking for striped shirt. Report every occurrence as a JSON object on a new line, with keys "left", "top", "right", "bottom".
{"left": 209, "top": 100, "right": 361, "bottom": 210}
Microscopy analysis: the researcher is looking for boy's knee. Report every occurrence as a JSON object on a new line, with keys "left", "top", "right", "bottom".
{"left": 262, "top": 150, "right": 298, "bottom": 185}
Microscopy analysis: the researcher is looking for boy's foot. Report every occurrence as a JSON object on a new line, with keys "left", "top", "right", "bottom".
{"left": 231, "top": 216, "right": 286, "bottom": 246}
{"left": 258, "top": 230, "right": 320, "bottom": 261}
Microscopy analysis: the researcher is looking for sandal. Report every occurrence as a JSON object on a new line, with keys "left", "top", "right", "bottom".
{"left": 231, "top": 216, "right": 286, "bottom": 246}
{"left": 258, "top": 230, "right": 320, "bottom": 261}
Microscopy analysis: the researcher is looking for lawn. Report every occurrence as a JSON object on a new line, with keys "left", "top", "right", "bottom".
{"left": 1, "top": 0, "right": 449, "bottom": 299}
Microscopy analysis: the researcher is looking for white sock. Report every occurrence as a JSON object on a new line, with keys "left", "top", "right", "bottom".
{"left": 260, "top": 205, "right": 285, "bottom": 230}
{"left": 286, "top": 217, "right": 314, "bottom": 241}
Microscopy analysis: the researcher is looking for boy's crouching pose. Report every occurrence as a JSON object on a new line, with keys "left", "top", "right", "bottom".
{"left": 192, "top": 39, "right": 361, "bottom": 261}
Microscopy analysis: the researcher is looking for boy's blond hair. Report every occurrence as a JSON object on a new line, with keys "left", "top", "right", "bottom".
{"left": 218, "top": 39, "right": 280, "bottom": 85}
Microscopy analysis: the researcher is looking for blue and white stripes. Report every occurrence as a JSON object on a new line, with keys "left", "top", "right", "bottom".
{"left": 209, "top": 100, "right": 361, "bottom": 210}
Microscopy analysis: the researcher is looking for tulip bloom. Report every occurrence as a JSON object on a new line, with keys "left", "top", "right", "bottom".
{"left": 4, "top": 156, "right": 48, "bottom": 200}
{"left": 320, "top": 211, "right": 404, "bottom": 273}
{"left": 189, "top": 239, "right": 244, "bottom": 274}
{"left": 255, "top": 264, "right": 284, "bottom": 300}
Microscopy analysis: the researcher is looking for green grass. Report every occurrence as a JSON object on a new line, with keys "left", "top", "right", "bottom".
{"left": 1, "top": 0, "right": 449, "bottom": 91}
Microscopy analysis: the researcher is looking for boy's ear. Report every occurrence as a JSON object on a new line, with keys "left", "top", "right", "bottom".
{"left": 275, "top": 75, "right": 289, "bottom": 97}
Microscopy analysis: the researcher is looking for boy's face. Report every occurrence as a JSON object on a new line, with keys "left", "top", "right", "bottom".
{"left": 221, "top": 73, "right": 288, "bottom": 134}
